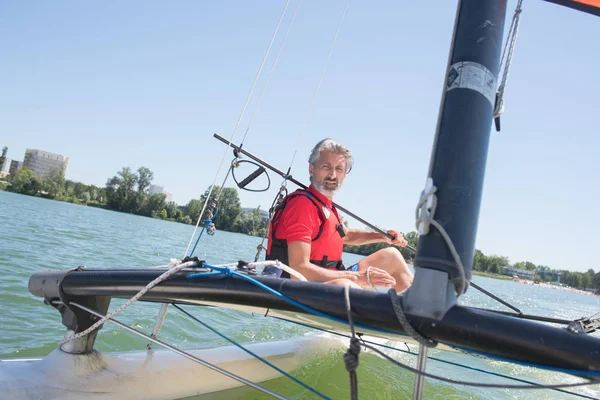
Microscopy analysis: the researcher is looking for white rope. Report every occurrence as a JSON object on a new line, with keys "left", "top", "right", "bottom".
{"left": 59, "top": 260, "right": 197, "bottom": 345}
{"left": 415, "top": 178, "right": 466, "bottom": 297}
{"left": 60, "top": 260, "right": 307, "bottom": 345}
{"left": 366, "top": 266, "right": 376, "bottom": 290}
{"left": 494, "top": 0, "right": 524, "bottom": 119}
{"left": 286, "top": 0, "right": 351, "bottom": 171}
{"left": 184, "top": 0, "right": 292, "bottom": 257}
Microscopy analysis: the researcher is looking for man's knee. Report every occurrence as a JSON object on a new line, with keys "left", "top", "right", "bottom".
{"left": 377, "top": 246, "right": 404, "bottom": 261}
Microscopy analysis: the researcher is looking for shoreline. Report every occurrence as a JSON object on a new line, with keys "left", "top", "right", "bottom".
{"left": 514, "top": 278, "right": 597, "bottom": 296}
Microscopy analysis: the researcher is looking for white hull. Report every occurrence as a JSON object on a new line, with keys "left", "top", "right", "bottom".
{"left": 0, "top": 333, "right": 346, "bottom": 400}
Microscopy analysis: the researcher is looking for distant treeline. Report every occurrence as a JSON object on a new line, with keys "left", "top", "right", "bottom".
{"left": 3, "top": 161, "right": 598, "bottom": 291}
{"left": 2, "top": 165, "right": 268, "bottom": 237}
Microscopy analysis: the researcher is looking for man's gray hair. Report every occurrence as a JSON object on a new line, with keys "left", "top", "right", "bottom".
{"left": 308, "top": 138, "right": 353, "bottom": 173}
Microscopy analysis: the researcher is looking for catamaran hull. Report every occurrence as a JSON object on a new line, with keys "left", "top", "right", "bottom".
{"left": 0, "top": 333, "right": 345, "bottom": 400}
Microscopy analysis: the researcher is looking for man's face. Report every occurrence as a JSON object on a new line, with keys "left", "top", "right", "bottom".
{"left": 309, "top": 151, "right": 347, "bottom": 198}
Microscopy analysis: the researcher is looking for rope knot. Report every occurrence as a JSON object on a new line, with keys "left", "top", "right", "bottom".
{"left": 344, "top": 337, "right": 361, "bottom": 373}
{"left": 415, "top": 177, "right": 438, "bottom": 235}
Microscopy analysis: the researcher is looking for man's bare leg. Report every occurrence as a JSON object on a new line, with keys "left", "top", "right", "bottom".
{"left": 357, "top": 247, "right": 413, "bottom": 293}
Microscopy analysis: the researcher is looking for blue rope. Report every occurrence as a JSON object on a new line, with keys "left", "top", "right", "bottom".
{"left": 171, "top": 303, "right": 331, "bottom": 400}
{"left": 188, "top": 226, "right": 206, "bottom": 257}
{"left": 272, "top": 318, "right": 598, "bottom": 400}
{"left": 188, "top": 207, "right": 219, "bottom": 257}
{"left": 187, "top": 263, "right": 600, "bottom": 380}
{"left": 188, "top": 264, "right": 354, "bottom": 327}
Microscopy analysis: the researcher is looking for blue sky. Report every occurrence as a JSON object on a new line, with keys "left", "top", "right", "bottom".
{"left": 1, "top": 1, "right": 598, "bottom": 273}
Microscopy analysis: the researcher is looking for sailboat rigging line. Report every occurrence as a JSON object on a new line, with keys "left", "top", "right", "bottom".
{"left": 66, "top": 302, "right": 290, "bottom": 400}
{"left": 470, "top": 307, "right": 570, "bottom": 325}
{"left": 172, "top": 304, "right": 331, "bottom": 400}
{"left": 468, "top": 281, "right": 522, "bottom": 314}
{"left": 184, "top": 0, "right": 292, "bottom": 258}
{"left": 363, "top": 340, "right": 598, "bottom": 390}
{"left": 254, "top": 186, "right": 287, "bottom": 261}
{"left": 401, "top": 243, "right": 523, "bottom": 314}
{"left": 60, "top": 260, "right": 197, "bottom": 345}
{"left": 340, "top": 297, "right": 599, "bottom": 390}
{"left": 271, "top": 317, "right": 599, "bottom": 400}
{"left": 342, "top": 285, "right": 360, "bottom": 400}
{"left": 493, "top": 0, "right": 524, "bottom": 126}
{"left": 239, "top": 0, "right": 304, "bottom": 147}
{"left": 286, "top": 0, "right": 351, "bottom": 172}
{"left": 213, "top": 133, "right": 395, "bottom": 241}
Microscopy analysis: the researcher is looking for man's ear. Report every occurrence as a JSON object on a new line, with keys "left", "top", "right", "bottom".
{"left": 309, "top": 163, "right": 314, "bottom": 177}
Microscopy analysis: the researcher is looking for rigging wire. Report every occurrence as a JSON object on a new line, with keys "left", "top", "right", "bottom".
{"left": 272, "top": 317, "right": 599, "bottom": 400}
{"left": 493, "top": 0, "right": 524, "bottom": 129}
{"left": 66, "top": 301, "right": 290, "bottom": 400}
{"left": 172, "top": 303, "right": 330, "bottom": 400}
{"left": 239, "top": 0, "right": 304, "bottom": 147}
{"left": 285, "top": 0, "right": 351, "bottom": 174}
{"left": 183, "top": 0, "right": 292, "bottom": 258}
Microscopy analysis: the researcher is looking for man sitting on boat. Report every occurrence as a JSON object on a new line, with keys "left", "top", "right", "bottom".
{"left": 266, "top": 138, "right": 413, "bottom": 292}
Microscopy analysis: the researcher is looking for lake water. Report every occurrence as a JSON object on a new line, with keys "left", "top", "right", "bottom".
{"left": 1, "top": 190, "right": 599, "bottom": 399}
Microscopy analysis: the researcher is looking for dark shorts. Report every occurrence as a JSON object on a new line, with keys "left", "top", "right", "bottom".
{"left": 346, "top": 263, "right": 359, "bottom": 272}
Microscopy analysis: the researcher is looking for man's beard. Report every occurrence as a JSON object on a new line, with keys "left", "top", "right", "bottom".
{"left": 311, "top": 176, "right": 342, "bottom": 197}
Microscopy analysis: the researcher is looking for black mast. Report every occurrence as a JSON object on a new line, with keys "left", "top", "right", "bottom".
{"left": 405, "top": 0, "right": 508, "bottom": 318}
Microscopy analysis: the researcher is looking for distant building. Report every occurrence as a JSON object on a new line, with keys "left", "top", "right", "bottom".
{"left": 0, "top": 158, "right": 10, "bottom": 178}
{"left": 148, "top": 184, "right": 164, "bottom": 195}
{"left": 23, "top": 149, "right": 68, "bottom": 179}
{"left": 149, "top": 184, "right": 173, "bottom": 203}
{"left": 1, "top": 159, "right": 22, "bottom": 178}
{"left": 502, "top": 267, "right": 535, "bottom": 280}
{"left": 9, "top": 160, "right": 22, "bottom": 177}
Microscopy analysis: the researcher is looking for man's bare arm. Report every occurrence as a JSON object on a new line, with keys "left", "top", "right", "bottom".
{"left": 343, "top": 228, "right": 388, "bottom": 245}
{"left": 343, "top": 228, "right": 408, "bottom": 247}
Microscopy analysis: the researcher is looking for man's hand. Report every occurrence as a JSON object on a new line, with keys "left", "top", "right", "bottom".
{"left": 356, "top": 266, "right": 396, "bottom": 288}
{"left": 386, "top": 230, "right": 408, "bottom": 247}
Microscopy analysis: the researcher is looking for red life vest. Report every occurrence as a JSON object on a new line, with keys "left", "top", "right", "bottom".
{"left": 266, "top": 187, "right": 345, "bottom": 278}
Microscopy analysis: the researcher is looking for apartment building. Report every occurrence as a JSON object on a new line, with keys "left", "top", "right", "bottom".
{"left": 23, "top": 149, "right": 69, "bottom": 178}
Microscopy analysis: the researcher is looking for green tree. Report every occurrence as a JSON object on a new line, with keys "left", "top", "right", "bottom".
{"left": 200, "top": 185, "right": 242, "bottom": 231}
{"left": 152, "top": 209, "right": 168, "bottom": 219}
{"left": 399, "top": 231, "right": 418, "bottom": 261}
{"left": 183, "top": 199, "right": 203, "bottom": 223}
{"left": 473, "top": 249, "right": 491, "bottom": 272}
{"left": 9, "top": 167, "right": 41, "bottom": 195}
{"left": 165, "top": 201, "right": 179, "bottom": 220}
{"left": 137, "top": 167, "right": 154, "bottom": 193}
{"left": 513, "top": 261, "right": 526, "bottom": 270}
{"left": 81, "top": 192, "right": 91, "bottom": 204}
{"left": 524, "top": 261, "right": 537, "bottom": 271}
{"left": 0, "top": 146, "right": 7, "bottom": 170}
{"left": 42, "top": 168, "right": 66, "bottom": 199}
{"left": 581, "top": 273, "right": 592, "bottom": 289}
{"left": 140, "top": 193, "right": 167, "bottom": 217}
{"left": 106, "top": 167, "right": 138, "bottom": 212}
{"left": 594, "top": 272, "right": 600, "bottom": 290}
